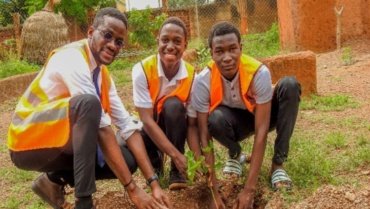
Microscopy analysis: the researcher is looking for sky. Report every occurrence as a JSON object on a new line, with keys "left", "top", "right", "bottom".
{"left": 125, "top": 0, "right": 161, "bottom": 11}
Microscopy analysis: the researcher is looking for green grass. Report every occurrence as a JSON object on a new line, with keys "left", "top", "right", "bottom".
{"left": 242, "top": 23, "right": 280, "bottom": 58}
{"left": 0, "top": 167, "right": 46, "bottom": 209}
{"left": 300, "top": 94, "right": 359, "bottom": 111}
{"left": 0, "top": 58, "right": 39, "bottom": 79}
{"left": 325, "top": 132, "right": 347, "bottom": 149}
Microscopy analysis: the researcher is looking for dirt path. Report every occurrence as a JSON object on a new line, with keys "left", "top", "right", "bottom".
{"left": 0, "top": 39, "right": 369, "bottom": 209}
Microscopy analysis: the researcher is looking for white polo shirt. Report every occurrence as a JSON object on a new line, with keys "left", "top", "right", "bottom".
{"left": 132, "top": 54, "right": 196, "bottom": 118}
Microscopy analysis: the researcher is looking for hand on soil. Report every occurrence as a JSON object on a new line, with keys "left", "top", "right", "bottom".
{"left": 127, "top": 184, "right": 165, "bottom": 209}
{"left": 233, "top": 191, "right": 254, "bottom": 209}
{"left": 152, "top": 186, "right": 172, "bottom": 209}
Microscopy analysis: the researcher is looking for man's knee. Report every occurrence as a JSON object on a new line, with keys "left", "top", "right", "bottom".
{"left": 279, "top": 77, "right": 301, "bottom": 98}
{"left": 208, "top": 108, "right": 227, "bottom": 131}
{"left": 70, "top": 94, "right": 101, "bottom": 118}
{"left": 162, "top": 97, "right": 185, "bottom": 117}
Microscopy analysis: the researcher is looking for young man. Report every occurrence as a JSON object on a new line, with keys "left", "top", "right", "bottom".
{"left": 132, "top": 17, "right": 200, "bottom": 190}
{"left": 7, "top": 7, "right": 170, "bottom": 209}
{"left": 192, "top": 21, "right": 301, "bottom": 209}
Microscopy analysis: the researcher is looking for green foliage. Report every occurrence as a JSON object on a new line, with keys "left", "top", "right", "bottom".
{"left": 341, "top": 47, "right": 354, "bottom": 66}
{"left": 128, "top": 8, "right": 166, "bottom": 48}
{"left": 242, "top": 22, "right": 280, "bottom": 58}
{"left": 195, "top": 43, "right": 210, "bottom": 67}
{"left": 0, "top": 0, "right": 28, "bottom": 26}
{"left": 24, "top": 0, "right": 46, "bottom": 15}
{"left": 169, "top": 0, "right": 207, "bottom": 8}
{"left": 185, "top": 150, "right": 205, "bottom": 183}
{"left": 0, "top": 57, "right": 39, "bottom": 79}
{"left": 25, "top": 0, "right": 116, "bottom": 25}
{"left": 300, "top": 94, "right": 358, "bottom": 111}
{"left": 185, "top": 140, "right": 215, "bottom": 184}
{"left": 108, "top": 58, "right": 133, "bottom": 71}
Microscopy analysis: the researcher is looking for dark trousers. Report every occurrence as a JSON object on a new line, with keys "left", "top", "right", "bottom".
{"left": 208, "top": 77, "right": 301, "bottom": 165}
{"left": 142, "top": 97, "right": 187, "bottom": 174}
{"left": 10, "top": 94, "right": 137, "bottom": 198}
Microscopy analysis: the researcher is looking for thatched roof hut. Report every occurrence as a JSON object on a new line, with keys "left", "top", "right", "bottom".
{"left": 20, "top": 8, "right": 69, "bottom": 64}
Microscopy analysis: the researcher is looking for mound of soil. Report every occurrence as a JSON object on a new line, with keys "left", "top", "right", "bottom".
{"left": 292, "top": 185, "right": 370, "bottom": 209}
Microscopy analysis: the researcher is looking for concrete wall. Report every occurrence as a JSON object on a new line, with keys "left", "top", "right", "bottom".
{"left": 278, "top": 0, "right": 370, "bottom": 52}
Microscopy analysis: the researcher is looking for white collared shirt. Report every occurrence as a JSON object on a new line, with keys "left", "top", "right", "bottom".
{"left": 132, "top": 54, "right": 196, "bottom": 117}
{"left": 39, "top": 39, "right": 142, "bottom": 141}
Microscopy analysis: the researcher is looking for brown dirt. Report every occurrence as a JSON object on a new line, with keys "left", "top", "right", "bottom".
{"left": 0, "top": 39, "right": 369, "bottom": 209}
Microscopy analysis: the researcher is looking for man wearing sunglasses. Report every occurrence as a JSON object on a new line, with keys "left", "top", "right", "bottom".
{"left": 7, "top": 7, "right": 171, "bottom": 209}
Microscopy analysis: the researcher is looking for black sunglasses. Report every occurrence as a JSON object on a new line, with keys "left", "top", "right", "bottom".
{"left": 97, "top": 29, "right": 125, "bottom": 48}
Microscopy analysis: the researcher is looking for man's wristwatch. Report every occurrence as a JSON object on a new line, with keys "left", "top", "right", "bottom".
{"left": 146, "top": 174, "right": 159, "bottom": 186}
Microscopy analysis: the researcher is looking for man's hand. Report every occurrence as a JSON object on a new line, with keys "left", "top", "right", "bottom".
{"left": 232, "top": 190, "right": 254, "bottom": 209}
{"left": 126, "top": 182, "right": 167, "bottom": 209}
{"left": 152, "top": 185, "right": 172, "bottom": 209}
{"left": 172, "top": 153, "right": 187, "bottom": 176}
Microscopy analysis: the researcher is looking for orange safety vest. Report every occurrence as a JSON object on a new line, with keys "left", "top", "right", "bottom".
{"left": 7, "top": 40, "right": 111, "bottom": 151}
{"left": 140, "top": 55, "right": 195, "bottom": 115}
{"left": 209, "top": 54, "right": 262, "bottom": 113}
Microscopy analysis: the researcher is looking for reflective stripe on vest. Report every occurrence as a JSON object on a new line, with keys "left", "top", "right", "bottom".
{"left": 209, "top": 54, "right": 262, "bottom": 113}
{"left": 7, "top": 39, "right": 111, "bottom": 151}
{"left": 141, "top": 55, "right": 195, "bottom": 115}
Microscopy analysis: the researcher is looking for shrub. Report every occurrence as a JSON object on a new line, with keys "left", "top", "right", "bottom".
{"left": 128, "top": 8, "right": 166, "bottom": 48}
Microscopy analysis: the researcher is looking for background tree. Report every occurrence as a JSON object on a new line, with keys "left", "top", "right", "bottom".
{"left": 0, "top": 0, "right": 28, "bottom": 26}
{"left": 168, "top": 0, "right": 207, "bottom": 9}
{"left": 128, "top": 8, "right": 166, "bottom": 48}
{"left": 25, "top": 0, "right": 116, "bottom": 25}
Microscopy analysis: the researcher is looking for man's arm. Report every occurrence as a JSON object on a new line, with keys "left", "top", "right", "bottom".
{"left": 234, "top": 101, "right": 271, "bottom": 209}
{"left": 126, "top": 131, "right": 171, "bottom": 208}
{"left": 137, "top": 107, "right": 187, "bottom": 175}
{"left": 186, "top": 116, "right": 202, "bottom": 159}
{"left": 98, "top": 126, "right": 164, "bottom": 209}
{"left": 197, "top": 112, "right": 225, "bottom": 209}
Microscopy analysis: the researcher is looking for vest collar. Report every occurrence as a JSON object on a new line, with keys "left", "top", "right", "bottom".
{"left": 156, "top": 54, "right": 188, "bottom": 81}
{"left": 84, "top": 39, "right": 99, "bottom": 72}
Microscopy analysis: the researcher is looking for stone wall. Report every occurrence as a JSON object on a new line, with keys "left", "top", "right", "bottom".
{"left": 262, "top": 51, "right": 316, "bottom": 97}
{"left": 278, "top": 0, "right": 370, "bottom": 52}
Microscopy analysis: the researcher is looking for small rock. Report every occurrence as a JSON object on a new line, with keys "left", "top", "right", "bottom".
{"left": 361, "top": 170, "right": 370, "bottom": 175}
{"left": 354, "top": 199, "right": 362, "bottom": 204}
{"left": 361, "top": 190, "right": 369, "bottom": 197}
{"left": 345, "top": 192, "right": 356, "bottom": 202}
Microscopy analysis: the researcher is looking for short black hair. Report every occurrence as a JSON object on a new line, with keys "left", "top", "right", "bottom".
{"left": 159, "top": 16, "right": 188, "bottom": 40}
{"left": 208, "top": 21, "right": 241, "bottom": 48}
{"left": 93, "top": 7, "right": 128, "bottom": 29}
